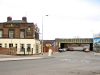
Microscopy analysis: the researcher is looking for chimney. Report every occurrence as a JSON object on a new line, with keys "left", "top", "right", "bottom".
{"left": 22, "top": 17, "right": 27, "bottom": 22}
{"left": 7, "top": 16, "right": 12, "bottom": 22}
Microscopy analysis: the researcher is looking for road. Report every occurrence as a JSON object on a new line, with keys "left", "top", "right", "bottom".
{"left": 0, "top": 51, "right": 100, "bottom": 75}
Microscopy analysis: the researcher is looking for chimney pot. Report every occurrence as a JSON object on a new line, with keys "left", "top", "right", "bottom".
{"left": 7, "top": 16, "right": 12, "bottom": 22}
{"left": 22, "top": 17, "right": 27, "bottom": 22}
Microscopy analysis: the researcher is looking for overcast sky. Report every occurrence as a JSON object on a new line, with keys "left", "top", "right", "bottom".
{"left": 0, "top": 0, "right": 100, "bottom": 40}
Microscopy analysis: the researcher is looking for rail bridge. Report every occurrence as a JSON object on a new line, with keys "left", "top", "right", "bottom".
{"left": 55, "top": 38, "right": 93, "bottom": 51}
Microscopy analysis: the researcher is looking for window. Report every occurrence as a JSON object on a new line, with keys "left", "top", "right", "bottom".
{"left": 9, "top": 43, "right": 13, "bottom": 48}
{"left": 26, "top": 27, "right": 32, "bottom": 36}
{"left": 36, "top": 45, "right": 38, "bottom": 53}
{"left": 0, "top": 30, "right": 3, "bottom": 38}
{"left": 20, "top": 44, "right": 25, "bottom": 51}
{"left": 20, "top": 29, "right": 25, "bottom": 38}
{"left": 27, "top": 44, "right": 31, "bottom": 52}
{"left": 9, "top": 30, "right": 14, "bottom": 38}
{"left": 0, "top": 43, "right": 2, "bottom": 47}
{"left": 5, "top": 43, "right": 7, "bottom": 48}
{"left": 28, "top": 28, "right": 31, "bottom": 31}
{"left": 15, "top": 44, "right": 17, "bottom": 48}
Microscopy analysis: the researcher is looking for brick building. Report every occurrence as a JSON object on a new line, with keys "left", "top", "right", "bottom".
{"left": 43, "top": 40, "right": 56, "bottom": 52}
{"left": 0, "top": 17, "right": 41, "bottom": 55}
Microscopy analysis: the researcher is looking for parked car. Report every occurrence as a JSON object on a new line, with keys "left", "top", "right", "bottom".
{"left": 58, "top": 48, "right": 67, "bottom": 52}
{"left": 83, "top": 48, "right": 90, "bottom": 52}
{"left": 67, "top": 47, "right": 81, "bottom": 51}
{"left": 67, "top": 47, "right": 74, "bottom": 51}
{"left": 67, "top": 46, "right": 90, "bottom": 51}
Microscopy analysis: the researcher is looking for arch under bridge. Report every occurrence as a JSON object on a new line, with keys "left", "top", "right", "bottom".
{"left": 55, "top": 38, "right": 93, "bottom": 51}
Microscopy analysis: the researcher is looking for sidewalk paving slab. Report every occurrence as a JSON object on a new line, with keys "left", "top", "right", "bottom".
{"left": 0, "top": 57, "right": 44, "bottom": 61}
{"left": 0, "top": 53, "right": 56, "bottom": 62}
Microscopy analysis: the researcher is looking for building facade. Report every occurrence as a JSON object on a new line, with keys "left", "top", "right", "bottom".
{"left": 0, "top": 17, "right": 41, "bottom": 55}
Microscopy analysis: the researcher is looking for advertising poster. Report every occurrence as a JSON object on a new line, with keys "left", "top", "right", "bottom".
{"left": 93, "top": 38, "right": 100, "bottom": 52}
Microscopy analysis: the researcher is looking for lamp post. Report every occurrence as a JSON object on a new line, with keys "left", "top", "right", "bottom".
{"left": 41, "top": 15, "right": 48, "bottom": 55}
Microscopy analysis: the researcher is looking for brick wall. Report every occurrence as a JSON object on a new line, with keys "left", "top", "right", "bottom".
{"left": 0, "top": 48, "right": 16, "bottom": 55}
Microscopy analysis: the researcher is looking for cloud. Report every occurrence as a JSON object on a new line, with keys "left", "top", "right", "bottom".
{"left": 0, "top": 0, "right": 100, "bottom": 39}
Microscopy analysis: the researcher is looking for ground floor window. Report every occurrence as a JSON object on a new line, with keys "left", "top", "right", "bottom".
{"left": 5, "top": 43, "right": 7, "bottom": 48}
{"left": 27, "top": 44, "right": 31, "bottom": 52}
{"left": 9, "top": 43, "right": 13, "bottom": 48}
{"left": 15, "top": 44, "right": 17, "bottom": 49}
{"left": 20, "top": 44, "right": 25, "bottom": 51}
{"left": 36, "top": 45, "right": 38, "bottom": 53}
{"left": 0, "top": 43, "right": 2, "bottom": 47}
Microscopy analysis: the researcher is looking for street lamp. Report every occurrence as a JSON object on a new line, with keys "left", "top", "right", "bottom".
{"left": 41, "top": 15, "right": 48, "bottom": 55}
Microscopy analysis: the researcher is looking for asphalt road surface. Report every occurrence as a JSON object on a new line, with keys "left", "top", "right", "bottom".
{"left": 0, "top": 51, "right": 100, "bottom": 75}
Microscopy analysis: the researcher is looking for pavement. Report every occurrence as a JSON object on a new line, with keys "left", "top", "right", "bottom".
{"left": 0, "top": 51, "right": 100, "bottom": 62}
{"left": 0, "top": 52, "right": 58, "bottom": 62}
{"left": 0, "top": 53, "right": 52, "bottom": 62}
{"left": 94, "top": 52, "right": 100, "bottom": 56}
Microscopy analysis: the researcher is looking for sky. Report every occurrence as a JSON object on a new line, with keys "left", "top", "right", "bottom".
{"left": 0, "top": 0, "right": 100, "bottom": 40}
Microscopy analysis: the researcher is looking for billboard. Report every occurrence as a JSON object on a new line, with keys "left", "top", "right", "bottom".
{"left": 93, "top": 38, "right": 100, "bottom": 52}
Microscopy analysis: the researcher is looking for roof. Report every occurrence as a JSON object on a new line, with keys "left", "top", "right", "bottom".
{"left": 5, "top": 20, "right": 25, "bottom": 23}
{"left": 0, "top": 20, "right": 33, "bottom": 24}
{"left": 55, "top": 38, "right": 93, "bottom": 40}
